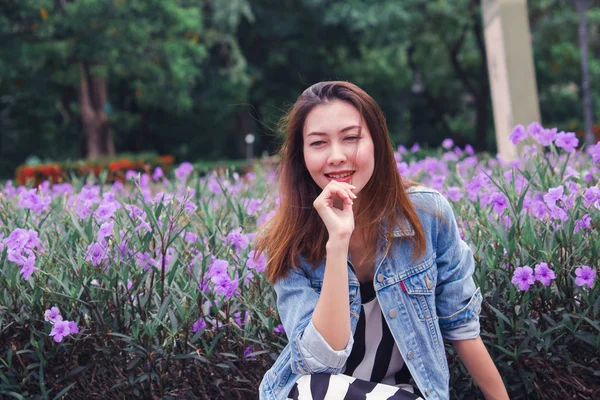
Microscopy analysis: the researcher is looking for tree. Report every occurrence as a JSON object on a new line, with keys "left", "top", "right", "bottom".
{"left": 1, "top": 0, "right": 208, "bottom": 158}
{"left": 574, "top": 0, "right": 596, "bottom": 145}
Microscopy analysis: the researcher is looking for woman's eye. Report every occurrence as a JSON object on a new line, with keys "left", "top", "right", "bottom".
{"left": 345, "top": 136, "right": 359, "bottom": 141}
{"left": 310, "top": 141, "right": 325, "bottom": 146}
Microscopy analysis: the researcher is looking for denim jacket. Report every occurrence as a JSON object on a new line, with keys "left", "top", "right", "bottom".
{"left": 259, "top": 186, "right": 483, "bottom": 400}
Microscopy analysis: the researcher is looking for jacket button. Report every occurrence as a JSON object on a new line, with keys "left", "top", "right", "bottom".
{"left": 388, "top": 308, "right": 397, "bottom": 318}
{"left": 425, "top": 388, "right": 430, "bottom": 396}
{"left": 425, "top": 275, "right": 434, "bottom": 290}
{"left": 377, "top": 274, "right": 384, "bottom": 283}
{"left": 407, "top": 350, "right": 414, "bottom": 359}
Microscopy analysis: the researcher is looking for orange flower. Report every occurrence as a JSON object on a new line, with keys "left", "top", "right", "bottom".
{"left": 108, "top": 161, "right": 121, "bottom": 172}
{"left": 158, "top": 155, "right": 175, "bottom": 164}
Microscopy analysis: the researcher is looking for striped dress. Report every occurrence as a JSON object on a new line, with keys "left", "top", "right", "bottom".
{"left": 286, "top": 281, "right": 424, "bottom": 400}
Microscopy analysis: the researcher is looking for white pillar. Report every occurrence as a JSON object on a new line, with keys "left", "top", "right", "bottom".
{"left": 482, "top": 0, "right": 541, "bottom": 161}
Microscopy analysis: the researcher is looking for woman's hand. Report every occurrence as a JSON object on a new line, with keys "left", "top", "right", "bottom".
{"left": 312, "top": 181, "right": 357, "bottom": 241}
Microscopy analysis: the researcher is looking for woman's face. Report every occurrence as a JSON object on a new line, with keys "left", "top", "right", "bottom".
{"left": 302, "top": 100, "right": 375, "bottom": 194}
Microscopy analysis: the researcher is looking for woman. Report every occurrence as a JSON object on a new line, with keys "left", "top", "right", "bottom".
{"left": 254, "top": 81, "right": 508, "bottom": 400}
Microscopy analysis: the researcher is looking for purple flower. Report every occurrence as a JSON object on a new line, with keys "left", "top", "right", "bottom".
{"left": 19, "top": 189, "right": 51, "bottom": 214}
{"left": 175, "top": 162, "right": 194, "bottom": 181}
{"left": 245, "top": 199, "right": 262, "bottom": 216}
{"left": 49, "top": 320, "right": 71, "bottom": 343}
{"left": 44, "top": 307, "right": 62, "bottom": 324}
{"left": 247, "top": 250, "right": 266, "bottom": 273}
{"left": 198, "top": 278, "right": 210, "bottom": 293}
{"left": 543, "top": 186, "right": 564, "bottom": 207}
{"left": 465, "top": 174, "right": 489, "bottom": 201}
{"left": 140, "top": 173, "right": 150, "bottom": 188}
{"left": 563, "top": 166, "right": 580, "bottom": 180}
{"left": 446, "top": 187, "right": 463, "bottom": 202}
{"left": 534, "top": 263, "right": 556, "bottom": 286}
{"left": 192, "top": 318, "right": 207, "bottom": 333}
{"left": 575, "top": 266, "right": 596, "bottom": 288}
{"left": 235, "top": 311, "right": 249, "bottom": 327}
{"left": 548, "top": 205, "right": 568, "bottom": 222}
{"left": 4, "top": 228, "right": 31, "bottom": 252}
{"left": 20, "top": 255, "right": 39, "bottom": 280}
{"left": 86, "top": 242, "right": 108, "bottom": 267}
{"left": 152, "top": 167, "right": 164, "bottom": 181}
{"left": 95, "top": 203, "right": 116, "bottom": 222}
{"left": 397, "top": 162, "right": 409, "bottom": 176}
{"left": 98, "top": 221, "right": 114, "bottom": 242}
{"left": 583, "top": 187, "right": 600, "bottom": 208}
{"left": 185, "top": 231, "right": 198, "bottom": 244}
{"left": 211, "top": 273, "right": 239, "bottom": 298}
{"left": 555, "top": 131, "right": 578, "bottom": 152}
{"left": 257, "top": 210, "right": 276, "bottom": 227}
{"left": 511, "top": 266, "right": 535, "bottom": 291}
{"left": 442, "top": 138, "right": 454, "bottom": 149}
{"left": 527, "top": 122, "right": 543, "bottom": 138}
{"left": 226, "top": 228, "right": 249, "bottom": 252}
{"left": 509, "top": 124, "right": 528, "bottom": 145}
{"left": 125, "top": 204, "right": 144, "bottom": 219}
{"left": 243, "top": 346, "right": 255, "bottom": 360}
{"left": 537, "top": 128, "right": 557, "bottom": 146}
{"left": 490, "top": 192, "right": 508, "bottom": 216}
{"left": 410, "top": 143, "right": 420, "bottom": 152}
{"left": 68, "top": 321, "right": 79, "bottom": 334}
{"left": 184, "top": 200, "right": 197, "bottom": 214}
{"left": 244, "top": 271, "right": 254, "bottom": 285}
{"left": 125, "top": 170, "right": 138, "bottom": 180}
{"left": 208, "top": 259, "right": 228, "bottom": 278}
{"left": 274, "top": 324, "right": 285, "bottom": 334}
{"left": 207, "top": 176, "right": 221, "bottom": 194}
{"left": 135, "top": 218, "right": 152, "bottom": 234}
{"left": 574, "top": 214, "right": 592, "bottom": 234}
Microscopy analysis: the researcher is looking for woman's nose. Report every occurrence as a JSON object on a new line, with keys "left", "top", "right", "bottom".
{"left": 327, "top": 144, "right": 347, "bottom": 165}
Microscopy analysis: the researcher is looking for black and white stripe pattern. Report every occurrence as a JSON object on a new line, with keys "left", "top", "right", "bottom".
{"left": 343, "top": 282, "right": 410, "bottom": 387}
{"left": 285, "top": 374, "right": 424, "bottom": 400}
{"left": 286, "top": 280, "right": 424, "bottom": 399}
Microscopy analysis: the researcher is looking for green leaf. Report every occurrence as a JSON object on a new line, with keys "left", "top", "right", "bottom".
{"left": 51, "top": 382, "right": 75, "bottom": 400}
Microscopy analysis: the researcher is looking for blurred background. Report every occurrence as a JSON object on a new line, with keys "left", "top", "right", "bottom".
{"left": 0, "top": 0, "right": 598, "bottom": 179}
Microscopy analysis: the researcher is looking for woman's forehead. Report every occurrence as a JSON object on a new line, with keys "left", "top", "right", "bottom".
{"left": 303, "top": 101, "right": 364, "bottom": 136}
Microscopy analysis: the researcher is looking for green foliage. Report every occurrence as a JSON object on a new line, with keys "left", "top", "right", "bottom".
{"left": 1, "top": 0, "right": 599, "bottom": 180}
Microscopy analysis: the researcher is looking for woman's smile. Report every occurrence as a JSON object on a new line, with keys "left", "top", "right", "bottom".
{"left": 303, "top": 100, "right": 375, "bottom": 195}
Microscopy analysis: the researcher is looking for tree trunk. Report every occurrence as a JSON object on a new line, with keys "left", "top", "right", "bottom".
{"left": 472, "top": 16, "right": 490, "bottom": 152}
{"left": 232, "top": 110, "right": 252, "bottom": 158}
{"left": 448, "top": 13, "right": 490, "bottom": 152}
{"left": 78, "top": 63, "right": 115, "bottom": 158}
{"left": 574, "top": 0, "right": 595, "bottom": 146}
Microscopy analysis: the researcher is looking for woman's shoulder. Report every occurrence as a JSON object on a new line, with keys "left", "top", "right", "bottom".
{"left": 404, "top": 185, "right": 456, "bottom": 224}
{"left": 405, "top": 185, "right": 444, "bottom": 208}
{"left": 405, "top": 185, "right": 441, "bottom": 196}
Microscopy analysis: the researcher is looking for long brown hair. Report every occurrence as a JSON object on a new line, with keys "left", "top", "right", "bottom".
{"left": 254, "top": 81, "right": 426, "bottom": 284}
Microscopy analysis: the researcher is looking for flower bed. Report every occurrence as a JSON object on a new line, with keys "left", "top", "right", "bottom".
{"left": 1, "top": 125, "right": 599, "bottom": 399}
{"left": 15, "top": 155, "right": 175, "bottom": 187}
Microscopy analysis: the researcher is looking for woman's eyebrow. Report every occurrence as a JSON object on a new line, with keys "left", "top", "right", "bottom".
{"left": 306, "top": 125, "right": 361, "bottom": 137}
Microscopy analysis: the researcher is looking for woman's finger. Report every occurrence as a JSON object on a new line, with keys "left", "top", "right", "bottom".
{"left": 327, "top": 183, "right": 353, "bottom": 205}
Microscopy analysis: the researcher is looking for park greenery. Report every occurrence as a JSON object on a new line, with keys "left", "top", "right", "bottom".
{"left": 0, "top": 124, "right": 599, "bottom": 399}
{"left": 1, "top": 0, "right": 599, "bottom": 179}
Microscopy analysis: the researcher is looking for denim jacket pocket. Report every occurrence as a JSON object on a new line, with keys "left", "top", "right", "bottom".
{"left": 401, "top": 258, "right": 438, "bottom": 321}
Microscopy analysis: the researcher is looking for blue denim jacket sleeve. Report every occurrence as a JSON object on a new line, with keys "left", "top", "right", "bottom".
{"left": 434, "top": 193, "right": 483, "bottom": 341}
{"left": 273, "top": 265, "right": 354, "bottom": 374}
